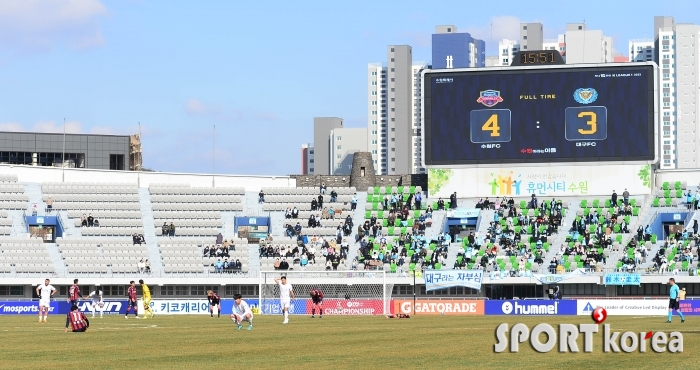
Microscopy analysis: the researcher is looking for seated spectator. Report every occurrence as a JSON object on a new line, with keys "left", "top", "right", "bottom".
{"left": 169, "top": 222, "right": 176, "bottom": 237}
{"left": 138, "top": 259, "right": 146, "bottom": 273}
{"left": 273, "top": 257, "right": 281, "bottom": 270}
{"left": 32, "top": 203, "right": 38, "bottom": 216}
{"left": 223, "top": 259, "right": 230, "bottom": 272}
{"left": 215, "top": 245, "right": 223, "bottom": 257}
{"left": 92, "top": 219, "right": 99, "bottom": 227}
{"left": 279, "top": 258, "right": 289, "bottom": 270}
{"left": 87, "top": 214, "right": 94, "bottom": 227}
{"left": 228, "top": 240, "right": 236, "bottom": 252}
{"left": 81, "top": 214, "right": 88, "bottom": 227}
{"left": 330, "top": 189, "right": 338, "bottom": 203}
{"left": 46, "top": 196, "right": 53, "bottom": 213}
{"left": 216, "top": 232, "right": 223, "bottom": 245}
{"left": 311, "top": 198, "right": 318, "bottom": 211}
{"left": 161, "top": 222, "right": 168, "bottom": 235}
{"left": 145, "top": 259, "right": 151, "bottom": 274}
{"left": 285, "top": 207, "right": 292, "bottom": 219}
{"left": 209, "top": 246, "right": 216, "bottom": 258}
{"left": 291, "top": 207, "right": 299, "bottom": 219}
{"left": 308, "top": 215, "right": 316, "bottom": 228}
{"left": 320, "top": 182, "right": 327, "bottom": 195}
{"left": 259, "top": 190, "right": 265, "bottom": 203}
{"left": 294, "top": 223, "right": 302, "bottom": 236}
{"left": 222, "top": 246, "right": 229, "bottom": 258}
{"left": 203, "top": 245, "right": 210, "bottom": 257}
{"left": 215, "top": 259, "right": 223, "bottom": 273}
{"left": 132, "top": 233, "right": 141, "bottom": 245}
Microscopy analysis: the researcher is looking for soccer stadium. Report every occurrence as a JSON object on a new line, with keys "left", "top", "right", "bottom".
{"left": 2, "top": 3, "right": 700, "bottom": 369}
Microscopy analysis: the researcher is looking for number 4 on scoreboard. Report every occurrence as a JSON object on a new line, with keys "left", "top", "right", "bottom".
{"left": 470, "top": 109, "right": 512, "bottom": 144}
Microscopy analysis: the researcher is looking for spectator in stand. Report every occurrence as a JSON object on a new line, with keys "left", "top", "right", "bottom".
{"left": 87, "top": 214, "right": 94, "bottom": 227}
{"left": 414, "top": 192, "right": 422, "bottom": 210}
{"left": 291, "top": 207, "right": 299, "bottom": 219}
{"left": 46, "top": 197, "right": 53, "bottom": 214}
{"left": 169, "top": 222, "right": 176, "bottom": 237}
{"left": 311, "top": 198, "right": 318, "bottom": 211}
{"left": 351, "top": 193, "right": 358, "bottom": 211}
{"left": 222, "top": 245, "right": 229, "bottom": 258}
{"left": 81, "top": 214, "right": 88, "bottom": 227}
{"left": 203, "top": 245, "right": 210, "bottom": 257}
{"left": 644, "top": 225, "right": 652, "bottom": 241}
{"left": 258, "top": 190, "right": 265, "bottom": 203}
{"left": 216, "top": 233, "right": 223, "bottom": 245}
{"left": 693, "top": 220, "right": 698, "bottom": 235}
{"left": 32, "top": 203, "right": 38, "bottom": 216}
{"left": 161, "top": 222, "right": 168, "bottom": 236}
{"left": 279, "top": 258, "right": 289, "bottom": 270}
{"left": 437, "top": 198, "right": 445, "bottom": 210}
{"left": 138, "top": 259, "right": 145, "bottom": 273}
{"left": 320, "top": 183, "right": 327, "bottom": 195}
{"left": 209, "top": 246, "right": 216, "bottom": 258}
{"left": 317, "top": 194, "right": 324, "bottom": 210}
{"left": 294, "top": 222, "right": 302, "bottom": 236}
{"left": 132, "top": 233, "right": 141, "bottom": 245}
{"left": 215, "top": 259, "right": 223, "bottom": 273}
{"left": 611, "top": 190, "right": 618, "bottom": 206}
{"left": 285, "top": 224, "right": 294, "bottom": 239}
{"left": 145, "top": 259, "right": 151, "bottom": 274}
{"left": 93, "top": 218, "right": 99, "bottom": 227}
{"left": 330, "top": 189, "right": 337, "bottom": 203}
{"left": 450, "top": 192, "right": 457, "bottom": 209}
{"left": 285, "top": 207, "right": 292, "bottom": 219}
{"left": 622, "top": 188, "right": 630, "bottom": 206}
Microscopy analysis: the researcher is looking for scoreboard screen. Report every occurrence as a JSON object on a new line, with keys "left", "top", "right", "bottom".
{"left": 423, "top": 63, "right": 656, "bottom": 166}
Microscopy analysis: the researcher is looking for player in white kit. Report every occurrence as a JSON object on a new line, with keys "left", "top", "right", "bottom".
{"left": 230, "top": 294, "right": 254, "bottom": 330}
{"left": 87, "top": 288, "right": 105, "bottom": 318}
{"left": 36, "top": 279, "right": 56, "bottom": 323}
{"left": 274, "top": 276, "right": 294, "bottom": 324}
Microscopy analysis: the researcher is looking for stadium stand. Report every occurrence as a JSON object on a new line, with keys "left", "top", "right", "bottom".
{"left": 0, "top": 174, "right": 29, "bottom": 211}
{"left": 56, "top": 237, "right": 149, "bottom": 275}
{"left": 42, "top": 182, "right": 144, "bottom": 236}
{"left": 0, "top": 237, "right": 55, "bottom": 274}
{"left": 149, "top": 183, "right": 244, "bottom": 237}
{"left": 159, "top": 237, "right": 250, "bottom": 274}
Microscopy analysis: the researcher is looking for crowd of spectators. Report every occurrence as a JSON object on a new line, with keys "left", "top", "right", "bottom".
{"left": 259, "top": 232, "right": 346, "bottom": 271}
{"left": 132, "top": 233, "right": 145, "bottom": 245}
{"left": 80, "top": 214, "right": 99, "bottom": 227}
{"left": 161, "top": 222, "right": 176, "bottom": 237}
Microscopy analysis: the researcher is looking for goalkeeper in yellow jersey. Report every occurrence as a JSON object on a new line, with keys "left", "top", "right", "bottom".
{"left": 139, "top": 279, "right": 155, "bottom": 319}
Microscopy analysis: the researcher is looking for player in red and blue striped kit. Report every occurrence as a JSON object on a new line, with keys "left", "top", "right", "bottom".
{"left": 207, "top": 290, "right": 221, "bottom": 318}
{"left": 310, "top": 289, "right": 324, "bottom": 318}
{"left": 64, "top": 305, "right": 89, "bottom": 333}
{"left": 124, "top": 281, "right": 138, "bottom": 319}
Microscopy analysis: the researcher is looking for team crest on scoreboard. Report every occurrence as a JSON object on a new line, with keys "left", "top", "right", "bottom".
{"left": 477, "top": 90, "right": 504, "bottom": 107}
{"left": 573, "top": 88, "right": 598, "bottom": 104}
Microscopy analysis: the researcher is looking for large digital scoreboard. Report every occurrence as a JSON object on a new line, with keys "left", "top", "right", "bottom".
{"left": 422, "top": 63, "right": 657, "bottom": 166}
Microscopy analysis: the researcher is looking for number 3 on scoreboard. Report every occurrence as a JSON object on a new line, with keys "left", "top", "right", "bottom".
{"left": 565, "top": 106, "right": 607, "bottom": 141}
{"left": 470, "top": 109, "right": 511, "bottom": 144}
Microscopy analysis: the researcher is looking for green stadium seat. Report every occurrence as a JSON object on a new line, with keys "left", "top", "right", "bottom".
{"left": 390, "top": 263, "right": 397, "bottom": 273}
{"left": 373, "top": 186, "right": 380, "bottom": 195}
{"left": 564, "top": 262, "right": 571, "bottom": 271}
{"left": 630, "top": 199, "right": 637, "bottom": 207}
{"left": 574, "top": 255, "right": 581, "bottom": 262}
{"left": 577, "top": 261, "right": 583, "bottom": 269}
{"left": 662, "top": 182, "right": 669, "bottom": 191}
{"left": 651, "top": 234, "right": 658, "bottom": 243}
{"left": 613, "top": 224, "right": 620, "bottom": 233}
{"left": 676, "top": 190, "right": 682, "bottom": 198}
{"left": 394, "top": 219, "right": 401, "bottom": 227}
{"left": 397, "top": 186, "right": 404, "bottom": 194}
{"left": 409, "top": 263, "right": 416, "bottom": 271}
{"left": 519, "top": 200, "right": 527, "bottom": 209}
{"left": 407, "top": 219, "right": 414, "bottom": 227}
{"left": 525, "top": 262, "right": 532, "bottom": 270}
{"left": 652, "top": 198, "right": 660, "bottom": 207}
{"left": 365, "top": 211, "right": 371, "bottom": 219}
{"left": 665, "top": 198, "right": 672, "bottom": 207}
{"left": 377, "top": 211, "right": 384, "bottom": 219}
{"left": 366, "top": 194, "right": 373, "bottom": 202}
{"left": 664, "top": 189, "right": 671, "bottom": 198}
{"left": 580, "top": 199, "right": 587, "bottom": 208}
{"left": 372, "top": 202, "right": 378, "bottom": 211}
{"left": 432, "top": 201, "right": 438, "bottom": 209}
{"left": 633, "top": 207, "right": 640, "bottom": 216}
{"left": 382, "top": 219, "right": 388, "bottom": 227}
{"left": 675, "top": 181, "right": 681, "bottom": 190}
{"left": 414, "top": 210, "right": 421, "bottom": 218}
{"left": 616, "top": 234, "right": 622, "bottom": 243}
{"left": 388, "top": 227, "right": 395, "bottom": 236}
{"left": 410, "top": 186, "right": 416, "bottom": 194}
{"left": 434, "top": 263, "right": 442, "bottom": 270}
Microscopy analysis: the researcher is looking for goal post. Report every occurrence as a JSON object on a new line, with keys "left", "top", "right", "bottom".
{"left": 259, "top": 271, "right": 392, "bottom": 316}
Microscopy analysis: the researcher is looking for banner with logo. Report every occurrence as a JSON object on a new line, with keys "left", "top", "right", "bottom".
{"left": 428, "top": 164, "right": 651, "bottom": 198}
{"left": 678, "top": 300, "right": 700, "bottom": 316}
{"left": 0, "top": 301, "right": 61, "bottom": 315}
{"left": 449, "top": 208, "right": 480, "bottom": 218}
{"left": 485, "top": 300, "right": 577, "bottom": 315}
{"left": 259, "top": 299, "right": 303, "bottom": 315}
{"left": 533, "top": 269, "right": 587, "bottom": 285}
{"left": 424, "top": 270, "right": 483, "bottom": 292}
{"left": 392, "top": 299, "right": 484, "bottom": 315}
{"left": 303, "top": 299, "right": 384, "bottom": 315}
{"left": 603, "top": 273, "right": 641, "bottom": 286}
{"left": 145, "top": 299, "right": 258, "bottom": 315}
{"left": 70, "top": 300, "right": 127, "bottom": 315}
{"left": 577, "top": 300, "right": 667, "bottom": 316}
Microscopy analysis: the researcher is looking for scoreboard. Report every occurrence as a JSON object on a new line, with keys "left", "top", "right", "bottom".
{"left": 422, "top": 63, "right": 656, "bottom": 166}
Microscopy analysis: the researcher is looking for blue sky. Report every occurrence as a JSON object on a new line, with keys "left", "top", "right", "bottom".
{"left": 0, "top": 0, "right": 698, "bottom": 175}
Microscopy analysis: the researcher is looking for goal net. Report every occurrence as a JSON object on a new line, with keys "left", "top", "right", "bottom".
{"left": 259, "top": 271, "right": 392, "bottom": 316}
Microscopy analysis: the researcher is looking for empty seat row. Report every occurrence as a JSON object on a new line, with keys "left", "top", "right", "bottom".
{"left": 53, "top": 203, "right": 141, "bottom": 211}
{"left": 262, "top": 187, "right": 356, "bottom": 195}
{"left": 150, "top": 195, "right": 242, "bottom": 203}
{"left": 0, "top": 195, "right": 28, "bottom": 201}
{"left": 0, "top": 175, "right": 18, "bottom": 182}
{"left": 44, "top": 195, "right": 140, "bottom": 202}
{"left": 264, "top": 195, "right": 352, "bottom": 203}
{"left": 154, "top": 219, "right": 223, "bottom": 228}
{"left": 14, "top": 264, "right": 55, "bottom": 273}
{"left": 151, "top": 203, "right": 243, "bottom": 211}
{"left": 164, "top": 265, "right": 206, "bottom": 273}
{"left": 67, "top": 265, "right": 109, "bottom": 273}
{"left": 0, "top": 203, "right": 28, "bottom": 210}
{"left": 149, "top": 186, "right": 245, "bottom": 195}
{"left": 81, "top": 227, "right": 145, "bottom": 236}
{"left": 153, "top": 211, "right": 221, "bottom": 219}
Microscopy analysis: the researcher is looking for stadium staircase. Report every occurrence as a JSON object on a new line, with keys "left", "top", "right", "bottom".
{"left": 44, "top": 242, "right": 67, "bottom": 276}
{"left": 243, "top": 191, "right": 264, "bottom": 216}
{"left": 58, "top": 211, "right": 81, "bottom": 237}
{"left": 345, "top": 191, "right": 367, "bottom": 267}
{"left": 8, "top": 210, "right": 27, "bottom": 236}
{"left": 22, "top": 183, "right": 45, "bottom": 215}
{"left": 138, "top": 188, "right": 162, "bottom": 271}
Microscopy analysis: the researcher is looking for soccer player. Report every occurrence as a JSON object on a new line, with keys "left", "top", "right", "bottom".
{"left": 87, "top": 287, "right": 105, "bottom": 318}
{"left": 230, "top": 293, "right": 253, "bottom": 330}
{"left": 668, "top": 277, "right": 686, "bottom": 323}
{"left": 139, "top": 279, "right": 154, "bottom": 319}
{"left": 274, "top": 276, "right": 294, "bottom": 324}
{"left": 207, "top": 290, "right": 221, "bottom": 318}
{"left": 36, "top": 279, "right": 56, "bottom": 323}
{"left": 68, "top": 279, "right": 84, "bottom": 307}
{"left": 125, "top": 281, "right": 138, "bottom": 319}
{"left": 310, "top": 288, "right": 324, "bottom": 318}
{"left": 64, "top": 305, "right": 89, "bottom": 333}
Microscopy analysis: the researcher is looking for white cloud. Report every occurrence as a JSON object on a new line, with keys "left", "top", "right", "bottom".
{"left": 0, "top": 122, "right": 24, "bottom": 131}
{"left": 465, "top": 16, "right": 523, "bottom": 51}
{"left": 0, "top": 0, "right": 108, "bottom": 52}
{"left": 32, "top": 120, "right": 83, "bottom": 133}
{"left": 0, "top": 120, "right": 135, "bottom": 135}
{"left": 184, "top": 98, "right": 243, "bottom": 122}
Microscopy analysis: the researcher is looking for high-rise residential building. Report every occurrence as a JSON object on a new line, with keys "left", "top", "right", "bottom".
{"left": 520, "top": 22, "right": 544, "bottom": 51}
{"left": 497, "top": 39, "right": 519, "bottom": 66}
{"left": 485, "top": 56, "right": 499, "bottom": 67}
{"left": 367, "top": 45, "right": 426, "bottom": 175}
{"left": 564, "top": 23, "right": 614, "bottom": 64}
{"left": 301, "top": 143, "right": 314, "bottom": 175}
{"left": 543, "top": 35, "right": 566, "bottom": 57}
{"left": 312, "top": 117, "right": 343, "bottom": 175}
{"left": 411, "top": 62, "right": 429, "bottom": 174}
{"left": 629, "top": 39, "right": 654, "bottom": 62}
{"left": 329, "top": 128, "right": 368, "bottom": 175}
{"left": 654, "top": 16, "right": 700, "bottom": 169}
{"left": 432, "top": 25, "right": 485, "bottom": 69}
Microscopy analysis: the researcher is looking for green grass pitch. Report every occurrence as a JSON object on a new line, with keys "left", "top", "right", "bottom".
{"left": 0, "top": 314, "right": 696, "bottom": 369}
